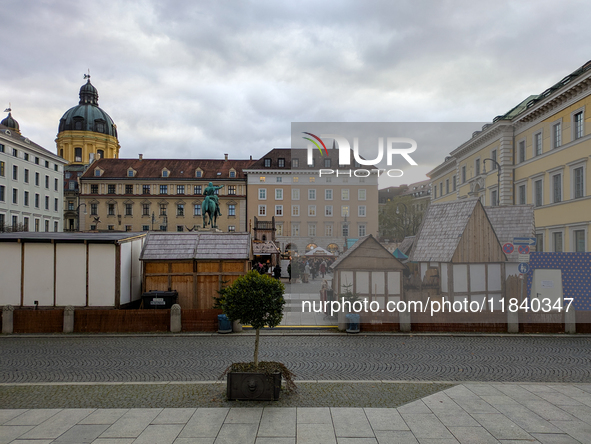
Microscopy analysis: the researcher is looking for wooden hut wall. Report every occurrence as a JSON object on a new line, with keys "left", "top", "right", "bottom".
{"left": 451, "top": 204, "right": 505, "bottom": 263}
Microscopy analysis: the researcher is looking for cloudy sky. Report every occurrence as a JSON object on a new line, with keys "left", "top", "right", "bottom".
{"left": 3, "top": 0, "right": 590, "bottom": 186}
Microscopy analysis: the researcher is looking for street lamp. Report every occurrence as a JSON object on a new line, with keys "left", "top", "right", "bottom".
{"left": 343, "top": 213, "right": 349, "bottom": 252}
{"left": 76, "top": 203, "right": 87, "bottom": 232}
{"left": 483, "top": 158, "right": 501, "bottom": 206}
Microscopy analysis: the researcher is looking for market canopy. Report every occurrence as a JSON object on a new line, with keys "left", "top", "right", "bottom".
{"left": 304, "top": 246, "right": 334, "bottom": 256}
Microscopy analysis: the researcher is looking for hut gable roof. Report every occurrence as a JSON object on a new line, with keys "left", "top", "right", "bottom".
{"left": 330, "top": 235, "right": 405, "bottom": 270}
{"left": 140, "top": 232, "right": 251, "bottom": 261}
{"left": 409, "top": 199, "right": 479, "bottom": 262}
{"left": 484, "top": 205, "right": 535, "bottom": 261}
{"left": 398, "top": 236, "right": 415, "bottom": 255}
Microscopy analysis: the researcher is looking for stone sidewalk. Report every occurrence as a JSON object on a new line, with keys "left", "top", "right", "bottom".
{"left": 1, "top": 382, "right": 590, "bottom": 443}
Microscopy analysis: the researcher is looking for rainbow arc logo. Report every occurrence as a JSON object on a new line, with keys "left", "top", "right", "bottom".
{"left": 302, "top": 132, "right": 328, "bottom": 156}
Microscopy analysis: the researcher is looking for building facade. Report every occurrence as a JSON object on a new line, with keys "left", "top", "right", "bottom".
{"left": 244, "top": 148, "right": 379, "bottom": 256}
{"left": 78, "top": 156, "right": 254, "bottom": 232}
{"left": 0, "top": 111, "right": 67, "bottom": 232}
{"left": 429, "top": 60, "right": 591, "bottom": 252}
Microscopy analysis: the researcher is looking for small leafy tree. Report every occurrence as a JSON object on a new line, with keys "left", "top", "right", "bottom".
{"left": 220, "top": 270, "right": 285, "bottom": 366}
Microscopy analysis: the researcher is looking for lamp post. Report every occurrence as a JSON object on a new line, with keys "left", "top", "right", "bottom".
{"left": 483, "top": 158, "right": 501, "bottom": 206}
{"left": 396, "top": 202, "right": 408, "bottom": 241}
{"left": 76, "top": 203, "right": 87, "bottom": 232}
{"left": 343, "top": 213, "right": 349, "bottom": 252}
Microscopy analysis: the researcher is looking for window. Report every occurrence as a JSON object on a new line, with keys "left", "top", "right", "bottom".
{"left": 68, "top": 200, "right": 74, "bottom": 211}
{"left": 12, "top": 188, "right": 17, "bottom": 204}
{"left": 275, "top": 223, "right": 283, "bottom": 236}
{"left": 54, "top": 221, "right": 58, "bottom": 232}
{"left": 309, "top": 176, "right": 315, "bottom": 182}
{"left": 307, "top": 223, "right": 316, "bottom": 237}
{"left": 34, "top": 218, "right": 39, "bottom": 231}
{"left": 228, "top": 225, "right": 236, "bottom": 232}
{"left": 127, "top": 170, "right": 134, "bottom": 177}
{"left": 69, "top": 181, "right": 76, "bottom": 191}
{"left": 325, "top": 205, "right": 333, "bottom": 217}
{"left": 108, "top": 203, "right": 115, "bottom": 216}
{"left": 0, "top": 161, "right": 4, "bottom": 176}
{"left": 439, "top": 182, "right": 443, "bottom": 197}
{"left": 0, "top": 144, "right": 3, "bottom": 153}
{"left": 177, "top": 204, "right": 184, "bottom": 216}
{"left": 278, "top": 158, "right": 285, "bottom": 168}
{"left": 194, "top": 204, "right": 201, "bottom": 216}
{"left": 194, "top": 185, "right": 202, "bottom": 195}
{"left": 229, "top": 170, "right": 236, "bottom": 178}
{"left": 259, "top": 176, "right": 266, "bottom": 182}
{"left": 108, "top": 225, "right": 115, "bottom": 231}
{"left": 264, "top": 158, "right": 271, "bottom": 167}
{"left": 291, "top": 224, "right": 300, "bottom": 237}
{"left": 91, "top": 203, "right": 98, "bottom": 215}
{"left": 292, "top": 159, "right": 299, "bottom": 168}
{"left": 75, "top": 148, "right": 82, "bottom": 162}
{"left": 12, "top": 165, "right": 17, "bottom": 180}
{"left": 462, "top": 165, "right": 466, "bottom": 183}
{"left": 259, "top": 188, "right": 267, "bottom": 200}
{"left": 275, "top": 205, "right": 283, "bottom": 216}
{"left": 123, "top": 225, "right": 132, "bottom": 232}
{"left": 162, "top": 170, "right": 169, "bottom": 177}
{"left": 91, "top": 184, "right": 98, "bottom": 194}
{"left": 125, "top": 203, "right": 133, "bottom": 216}
{"left": 434, "top": 187, "right": 437, "bottom": 199}
{"left": 292, "top": 205, "right": 299, "bottom": 216}
{"left": 358, "top": 189, "right": 366, "bottom": 200}
{"left": 258, "top": 205, "right": 266, "bottom": 216}
{"left": 54, "top": 198, "right": 58, "bottom": 211}
{"left": 553, "top": 232, "right": 563, "bottom": 252}
{"left": 24, "top": 169, "right": 29, "bottom": 183}
{"left": 177, "top": 185, "right": 185, "bottom": 194}
{"left": 475, "top": 158, "right": 480, "bottom": 176}
{"left": 94, "top": 169, "right": 101, "bottom": 177}
{"left": 552, "top": 174, "right": 562, "bottom": 203}
{"left": 44, "top": 196, "right": 49, "bottom": 210}
{"left": 160, "top": 225, "right": 167, "bottom": 231}
{"left": 276, "top": 176, "right": 282, "bottom": 183}
{"left": 34, "top": 193, "right": 39, "bottom": 207}
{"left": 228, "top": 185, "right": 236, "bottom": 195}
{"left": 160, "top": 204, "right": 167, "bottom": 216}
{"left": 23, "top": 153, "right": 29, "bottom": 161}
{"left": 324, "top": 158, "right": 331, "bottom": 168}
{"left": 491, "top": 189, "right": 498, "bottom": 207}
{"left": 325, "top": 224, "right": 333, "bottom": 236}
{"left": 341, "top": 205, "right": 349, "bottom": 217}
{"left": 553, "top": 122, "right": 561, "bottom": 149}
{"left": 341, "top": 189, "right": 349, "bottom": 200}
{"left": 54, "top": 178, "right": 58, "bottom": 191}
{"left": 574, "top": 230, "right": 585, "bottom": 252}
{"left": 228, "top": 204, "right": 236, "bottom": 216}
{"left": 445, "top": 179, "right": 449, "bottom": 194}
{"left": 275, "top": 188, "right": 283, "bottom": 200}
{"left": 358, "top": 224, "right": 366, "bottom": 237}
{"left": 518, "top": 140, "right": 526, "bottom": 163}
{"left": 142, "top": 225, "right": 150, "bottom": 231}
{"left": 292, "top": 188, "right": 300, "bottom": 200}
{"left": 97, "top": 150, "right": 104, "bottom": 159}
{"left": 358, "top": 205, "right": 366, "bottom": 216}
{"left": 308, "top": 205, "right": 316, "bottom": 216}
{"left": 534, "top": 132, "right": 542, "bottom": 156}
{"left": 24, "top": 191, "right": 29, "bottom": 206}
{"left": 574, "top": 111, "right": 584, "bottom": 140}
{"left": 309, "top": 189, "right": 316, "bottom": 200}
{"left": 518, "top": 184, "right": 526, "bottom": 205}
{"left": 35, "top": 157, "right": 39, "bottom": 165}
{"left": 125, "top": 184, "right": 133, "bottom": 194}
{"left": 452, "top": 176, "right": 457, "bottom": 191}
{"left": 534, "top": 179, "right": 543, "bottom": 207}
{"left": 573, "top": 167, "right": 584, "bottom": 199}
{"left": 108, "top": 184, "right": 116, "bottom": 194}
{"left": 160, "top": 185, "right": 168, "bottom": 195}
{"left": 325, "top": 189, "right": 333, "bottom": 200}
{"left": 143, "top": 184, "right": 151, "bottom": 194}
{"left": 44, "top": 220, "right": 49, "bottom": 232}
{"left": 22, "top": 217, "right": 29, "bottom": 231}
{"left": 342, "top": 224, "right": 349, "bottom": 237}
{"left": 195, "top": 170, "right": 202, "bottom": 178}
{"left": 140, "top": 203, "right": 149, "bottom": 216}
{"left": 0, "top": 185, "right": 4, "bottom": 202}
{"left": 293, "top": 177, "right": 299, "bottom": 183}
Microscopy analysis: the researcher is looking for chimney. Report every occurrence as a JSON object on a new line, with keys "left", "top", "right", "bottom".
{"left": 249, "top": 155, "right": 252, "bottom": 160}
{"left": 139, "top": 154, "right": 143, "bottom": 160}
{"left": 224, "top": 153, "right": 228, "bottom": 161}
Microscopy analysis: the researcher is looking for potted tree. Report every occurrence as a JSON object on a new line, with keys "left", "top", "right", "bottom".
{"left": 219, "top": 270, "right": 296, "bottom": 400}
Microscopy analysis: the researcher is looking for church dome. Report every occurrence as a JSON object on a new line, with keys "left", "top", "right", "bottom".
{"left": 58, "top": 79, "right": 118, "bottom": 138}
{"left": 1, "top": 111, "right": 20, "bottom": 134}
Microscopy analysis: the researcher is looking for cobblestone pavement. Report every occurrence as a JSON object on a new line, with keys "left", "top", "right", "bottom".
{"left": 1, "top": 335, "right": 590, "bottom": 383}
{"left": 0, "top": 382, "right": 453, "bottom": 409}
{"left": 1, "top": 383, "right": 590, "bottom": 443}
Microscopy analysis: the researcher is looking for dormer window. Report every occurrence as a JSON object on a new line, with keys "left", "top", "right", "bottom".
{"left": 162, "top": 169, "right": 169, "bottom": 178}
{"left": 229, "top": 169, "right": 236, "bottom": 178}
{"left": 195, "top": 169, "right": 203, "bottom": 178}
{"left": 94, "top": 169, "right": 102, "bottom": 177}
{"left": 264, "top": 158, "right": 271, "bottom": 167}
{"left": 278, "top": 158, "right": 285, "bottom": 168}
{"left": 127, "top": 169, "right": 135, "bottom": 177}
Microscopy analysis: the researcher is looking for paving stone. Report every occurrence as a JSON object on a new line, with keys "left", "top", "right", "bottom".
{"left": 255, "top": 438, "right": 295, "bottom": 444}
{"left": 132, "top": 424, "right": 183, "bottom": 444}
{"left": 79, "top": 409, "right": 128, "bottom": 425}
{"left": 0, "top": 410, "right": 26, "bottom": 426}
{"left": 530, "top": 432, "right": 581, "bottom": 443}
{"left": 364, "top": 408, "right": 408, "bottom": 431}
{"left": 224, "top": 408, "right": 263, "bottom": 424}
{"left": 89, "top": 439, "right": 135, "bottom": 444}
{"left": 52, "top": 424, "right": 109, "bottom": 443}
{"left": 559, "top": 403, "right": 591, "bottom": 422}
{"left": 421, "top": 392, "right": 463, "bottom": 414}
{"left": 448, "top": 426, "right": 499, "bottom": 444}
{"left": 337, "top": 439, "right": 378, "bottom": 444}
{"left": 0, "top": 425, "right": 34, "bottom": 444}
{"left": 398, "top": 413, "right": 454, "bottom": 440}
{"left": 178, "top": 408, "right": 228, "bottom": 438}
{"left": 464, "top": 384, "right": 505, "bottom": 397}
{"left": 471, "top": 413, "right": 533, "bottom": 440}
{"left": 433, "top": 412, "right": 479, "bottom": 428}
{"left": 374, "top": 430, "right": 418, "bottom": 444}
{"left": 20, "top": 408, "right": 93, "bottom": 440}
{"left": 518, "top": 401, "right": 577, "bottom": 421}
{"left": 3, "top": 409, "right": 61, "bottom": 426}
{"left": 416, "top": 439, "right": 459, "bottom": 444}
{"left": 533, "top": 391, "right": 584, "bottom": 406}
{"left": 493, "top": 404, "right": 563, "bottom": 434}
{"left": 172, "top": 438, "right": 214, "bottom": 444}
{"left": 258, "top": 407, "right": 296, "bottom": 437}
{"left": 448, "top": 396, "right": 498, "bottom": 414}
{"left": 479, "top": 395, "right": 520, "bottom": 406}
{"left": 396, "top": 401, "right": 431, "bottom": 414}
{"left": 331, "top": 408, "right": 374, "bottom": 438}
{"left": 297, "top": 408, "right": 332, "bottom": 424}
{"left": 100, "top": 409, "right": 162, "bottom": 439}
{"left": 550, "top": 419, "right": 591, "bottom": 443}
{"left": 214, "top": 423, "right": 258, "bottom": 444}
{"left": 10, "top": 440, "right": 53, "bottom": 444}
{"left": 296, "top": 423, "right": 337, "bottom": 444}
{"left": 152, "top": 408, "right": 196, "bottom": 424}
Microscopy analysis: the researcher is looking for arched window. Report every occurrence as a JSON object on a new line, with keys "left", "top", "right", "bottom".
{"left": 327, "top": 243, "right": 340, "bottom": 254}
{"left": 306, "top": 243, "right": 318, "bottom": 252}
{"left": 97, "top": 150, "right": 104, "bottom": 159}
{"left": 74, "top": 148, "right": 82, "bottom": 162}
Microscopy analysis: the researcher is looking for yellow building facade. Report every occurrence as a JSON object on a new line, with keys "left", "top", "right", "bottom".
{"left": 429, "top": 61, "right": 591, "bottom": 252}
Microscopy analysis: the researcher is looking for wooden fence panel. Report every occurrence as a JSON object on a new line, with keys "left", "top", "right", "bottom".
{"left": 182, "top": 308, "right": 222, "bottom": 332}
{"left": 74, "top": 309, "right": 169, "bottom": 333}
{"left": 13, "top": 310, "right": 64, "bottom": 333}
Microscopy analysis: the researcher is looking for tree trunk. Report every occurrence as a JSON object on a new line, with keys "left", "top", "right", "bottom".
{"left": 254, "top": 327, "right": 260, "bottom": 367}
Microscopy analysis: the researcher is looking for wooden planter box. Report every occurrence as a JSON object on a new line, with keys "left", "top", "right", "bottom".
{"left": 226, "top": 372, "right": 282, "bottom": 401}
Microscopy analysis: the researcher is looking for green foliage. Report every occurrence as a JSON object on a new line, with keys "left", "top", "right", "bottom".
{"left": 379, "top": 195, "right": 426, "bottom": 242}
{"left": 219, "top": 270, "right": 285, "bottom": 330}
{"left": 340, "top": 282, "right": 360, "bottom": 304}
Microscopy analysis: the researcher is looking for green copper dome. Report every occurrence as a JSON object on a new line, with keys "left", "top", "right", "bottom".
{"left": 58, "top": 79, "right": 118, "bottom": 138}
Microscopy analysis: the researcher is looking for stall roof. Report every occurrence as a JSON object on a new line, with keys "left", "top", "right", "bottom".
{"left": 0, "top": 232, "right": 146, "bottom": 243}
{"left": 484, "top": 205, "right": 535, "bottom": 261}
{"left": 140, "top": 232, "right": 251, "bottom": 261}
{"left": 398, "top": 236, "right": 415, "bottom": 256}
{"left": 252, "top": 240, "right": 280, "bottom": 256}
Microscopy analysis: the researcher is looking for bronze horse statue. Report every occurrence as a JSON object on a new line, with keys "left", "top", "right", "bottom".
{"left": 202, "top": 196, "right": 219, "bottom": 228}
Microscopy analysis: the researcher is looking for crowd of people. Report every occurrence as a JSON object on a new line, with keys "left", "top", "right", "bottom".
{"left": 252, "top": 256, "right": 337, "bottom": 283}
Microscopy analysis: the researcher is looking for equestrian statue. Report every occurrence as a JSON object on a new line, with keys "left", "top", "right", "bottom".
{"left": 202, "top": 182, "right": 224, "bottom": 228}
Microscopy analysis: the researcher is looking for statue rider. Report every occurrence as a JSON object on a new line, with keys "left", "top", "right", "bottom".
{"left": 203, "top": 182, "right": 224, "bottom": 217}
